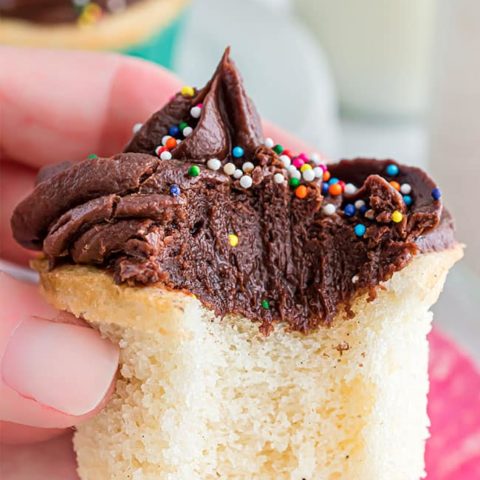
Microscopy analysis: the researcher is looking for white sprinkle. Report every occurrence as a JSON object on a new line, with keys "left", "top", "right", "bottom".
{"left": 73, "top": 0, "right": 89, "bottom": 6}
{"left": 352, "top": 274, "right": 359, "bottom": 284}
{"left": 223, "top": 162, "right": 236, "bottom": 176}
{"left": 355, "top": 199, "right": 366, "bottom": 209}
{"left": 162, "top": 135, "right": 171, "bottom": 146}
{"left": 303, "top": 169, "right": 316, "bottom": 182}
{"left": 400, "top": 183, "right": 412, "bottom": 194}
{"left": 190, "top": 106, "right": 202, "bottom": 118}
{"left": 242, "top": 161, "right": 254, "bottom": 173}
{"left": 233, "top": 169, "right": 243, "bottom": 179}
{"left": 240, "top": 175, "right": 253, "bottom": 189}
{"left": 313, "top": 166, "right": 323, "bottom": 178}
{"left": 160, "top": 150, "right": 172, "bottom": 161}
{"left": 132, "top": 122, "right": 143, "bottom": 134}
{"left": 207, "top": 158, "right": 221, "bottom": 171}
{"left": 344, "top": 183, "right": 357, "bottom": 195}
{"left": 182, "top": 126, "right": 193, "bottom": 137}
{"left": 310, "top": 152, "right": 321, "bottom": 165}
{"left": 279, "top": 155, "right": 291, "bottom": 168}
{"left": 287, "top": 165, "right": 301, "bottom": 179}
{"left": 177, "top": 139, "right": 182, "bottom": 145}
{"left": 273, "top": 173, "right": 285, "bottom": 184}
{"left": 264, "top": 137, "right": 274, "bottom": 148}
{"left": 322, "top": 203, "right": 336, "bottom": 216}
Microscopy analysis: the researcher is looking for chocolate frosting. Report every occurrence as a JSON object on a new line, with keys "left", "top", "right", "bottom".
{"left": 0, "top": 0, "right": 140, "bottom": 25}
{"left": 11, "top": 50, "right": 456, "bottom": 333}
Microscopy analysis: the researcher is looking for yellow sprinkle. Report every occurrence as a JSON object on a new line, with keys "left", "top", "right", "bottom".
{"left": 300, "top": 164, "right": 312, "bottom": 172}
{"left": 84, "top": 3, "right": 102, "bottom": 16}
{"left": 391, "top": 210, "right": 403, "bottom": 223}
{"left": 228, "top": 234, "right": 239, "bottom": 247}
{"left": 181, "top": 86, "right": 195, "bottom": 97}
{"left": 77, "top": 3, "right": 102, "bottom": 26}
{"left": 77, "top": 14, "right": 95, "bottom": 26}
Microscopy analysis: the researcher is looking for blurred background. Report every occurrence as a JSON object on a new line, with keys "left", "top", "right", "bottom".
{"left": 2, "top": 0, "right": 478, "bottom": 361}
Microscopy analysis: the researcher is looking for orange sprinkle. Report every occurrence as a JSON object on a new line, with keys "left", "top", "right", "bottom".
{"left": 390, "top": 181, "right": 401, "bottom": 191}
{"left": 323, "top": 170, "right": 331, "bottom": 182}
{"left": 329, "top": 183, "right": 342, "bottom": 196}
{"left": 295, "top": 185, "right": 308, "bottom": 199}
{"left": 166, "top": 137, "right": 177, "bottom": 150}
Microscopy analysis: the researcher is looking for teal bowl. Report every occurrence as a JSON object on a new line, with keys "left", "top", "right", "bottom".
{"left": 121, "top": 10, "right": 188, "bottom": 69}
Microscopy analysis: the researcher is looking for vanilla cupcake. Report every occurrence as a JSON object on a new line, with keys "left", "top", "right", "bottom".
{"left": 12, "top": 49, "right": 462, "bottom": 480}
{"left": 0, "top": 0, "right": 190, "bottom": 67}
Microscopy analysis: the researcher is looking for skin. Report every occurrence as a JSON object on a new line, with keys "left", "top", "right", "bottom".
{"left": 0, "top": 47, "right": 311, "bottom": 479}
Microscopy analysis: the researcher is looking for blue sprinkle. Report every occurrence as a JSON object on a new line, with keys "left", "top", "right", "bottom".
{"left": 232, "top": 146, "right": 244, "bottom": 158}
{"left": 322, "top": 183, "right": 329, "bottom": 195}
{"left": 170, "top": 184, "right": 181, "bottom": 197}
{"left": 403, "top": 195, "right": 413, "bottom": 206}
{"left": 431, "top": 187, "right": 442, "bottom": 201}
{"left": 354, "top": 224, "right": 366, "bottom": 237}
{"left": 386, "top": 164, "right": 399, "bottom": 176}
{"left": 329, "top": 177, "right": 339, "bottom": 185}
{"left": 344, "top": 204, "right": 356, "bottom": 217}
{"left": 168, "top": 125, "right": 180, "bottom": 137}
{"left": 359, "top": 205, "right": 369, "bottom": 216}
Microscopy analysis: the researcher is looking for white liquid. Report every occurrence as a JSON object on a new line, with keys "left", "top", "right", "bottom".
{"left": 294, "top": 0, "right": 436, "bottom": 119}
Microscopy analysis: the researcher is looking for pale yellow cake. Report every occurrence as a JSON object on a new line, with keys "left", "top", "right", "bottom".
{"left": 0, "top": 0, "right": 189, "bottom": 51}
{"left": 34, "top": 245, "right": 462, "bottom": 480}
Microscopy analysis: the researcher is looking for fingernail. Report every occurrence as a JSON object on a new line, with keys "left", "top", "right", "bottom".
{"left": 2, "top": 317, "right": 119, "bottom": 416}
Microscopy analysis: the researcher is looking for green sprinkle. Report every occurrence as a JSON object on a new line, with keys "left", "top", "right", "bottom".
{"left": 188, "top": 165, "right": 201, "bottom": 177}
{"left": 179, "top": 121, "right": 188, "bottom": 130}
{"left": 87, "top": 153, "right": 98, "bottom": 160}
{"left": 273, "top": 144, "right": 284, "bottom": 155}
{"left": 261, "top": 299, "right": 270, "bottom": 310}
{"left": 289, "top": 177, "right": 300, "bottom": 188}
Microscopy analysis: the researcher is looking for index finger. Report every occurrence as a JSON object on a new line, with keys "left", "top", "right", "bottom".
{"left": 0, "top": 47, "right": 313, "bottom": 170}
{"left": 0, "top": 47, "right": 181, "bottom": 168}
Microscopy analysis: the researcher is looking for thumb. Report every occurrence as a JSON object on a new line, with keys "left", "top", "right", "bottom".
{"left": 0, "top": 272, "right": 118, "bottom": 429}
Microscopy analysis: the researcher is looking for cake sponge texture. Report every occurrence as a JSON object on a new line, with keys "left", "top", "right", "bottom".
{"left": 35, "top": 246, "right": 462, "bottom": 479}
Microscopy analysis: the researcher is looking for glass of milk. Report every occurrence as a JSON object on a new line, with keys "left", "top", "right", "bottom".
{"left": 294, "top": 0, "right": 436, "bottom": 120}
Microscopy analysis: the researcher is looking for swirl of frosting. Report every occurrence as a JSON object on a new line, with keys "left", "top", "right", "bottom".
{"left": 125, "top": 48, "right": 263, "bottom": 160}
{"left": 11, "top": 49, "right": 456, "bottom": 333}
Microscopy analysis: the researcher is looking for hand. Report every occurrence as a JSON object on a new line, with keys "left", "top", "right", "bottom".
{"left": 0, "top": 47, "right": 312, "bottom": 479}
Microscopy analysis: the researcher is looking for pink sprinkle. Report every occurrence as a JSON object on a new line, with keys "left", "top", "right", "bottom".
{"left": 197, "top": 103, "right": 203, "bottom": 108}
{"left": 319, "top": 163, "right": 328, "bottom": 172}
{"left": 155, "top": 146, "right": 166, "bottom": 156}
{"left": 298, "top": 152, "right": 308, "bottom": 160}
{"left": 292, "top": 158, "right": 305, "bottom": 168}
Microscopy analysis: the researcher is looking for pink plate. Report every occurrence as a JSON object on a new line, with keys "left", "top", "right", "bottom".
{"left": 426, "top": 328, "right": 480, "bottom": 479}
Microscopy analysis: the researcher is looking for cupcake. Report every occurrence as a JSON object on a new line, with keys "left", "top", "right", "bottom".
{"left": 0, "top": 0, "right": 189, "bottom": 67}
{"left": 12, "top": 49, "right": 462, "bottom": 479}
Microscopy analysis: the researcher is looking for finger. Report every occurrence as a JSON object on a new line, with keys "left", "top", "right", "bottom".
{"left": 0, "top": 161, "right": 37, "bottom": 265}
{"left": 0, "top": 273, "right": 119, "bottom": 430}
{"left": 0, "top": 431, "right": 79, "bottom": 479}
{"left": 0, "top": 421, "right": 66, "bottom": 445}
{"left": 0, "top": 47, "right": 181, "bottom": 168}
{"left": 0, "top": 47, "right": 319, "bottom": 171}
